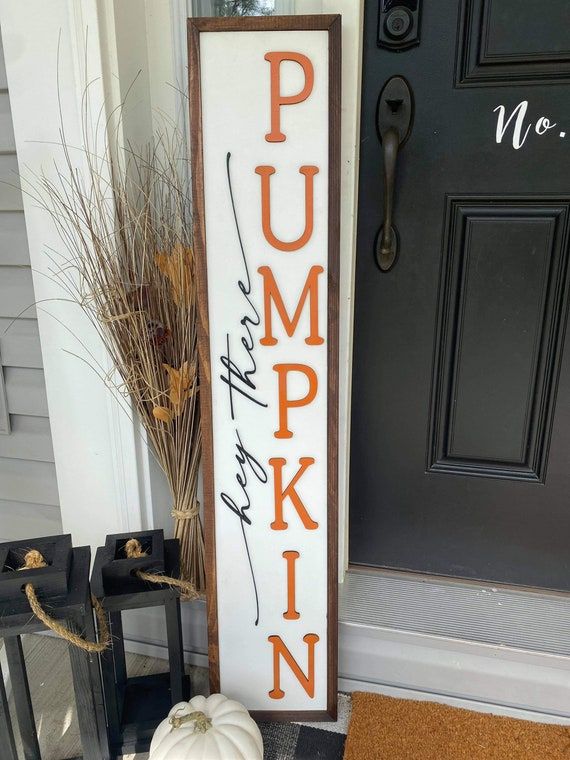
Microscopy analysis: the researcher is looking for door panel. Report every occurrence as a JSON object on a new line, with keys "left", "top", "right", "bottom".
{"left": 350, "top": 1, "right": 570, "bottom": 590}
{"left": 457, "top": 0, "right": 570, "bottom": 86}
{"left": 429, "top": 199, "right": 570, "bottom": 481}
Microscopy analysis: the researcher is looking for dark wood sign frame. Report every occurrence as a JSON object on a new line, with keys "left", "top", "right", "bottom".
{"left": 188, "top": 14, "right": 340, "bottom": 721}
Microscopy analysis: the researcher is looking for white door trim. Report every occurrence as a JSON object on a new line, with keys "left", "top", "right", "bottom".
{"left": 311, "top": 0, "right": 364, "bottom": 578}
{"left": 339, "top": 622, "right": 570, "bottom": 723}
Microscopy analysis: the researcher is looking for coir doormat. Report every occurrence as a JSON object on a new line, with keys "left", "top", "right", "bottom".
{"left": 343, "top": 692, "right": 570, "bottom": 760}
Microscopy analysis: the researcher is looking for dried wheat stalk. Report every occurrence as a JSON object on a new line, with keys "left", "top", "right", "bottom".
{"left": 29, "top": 120, "right": 205, "bottom": 592}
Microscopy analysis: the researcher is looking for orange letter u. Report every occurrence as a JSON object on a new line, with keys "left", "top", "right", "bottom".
{"left": 256, "top": 165, "right": 319, "bottom": 252}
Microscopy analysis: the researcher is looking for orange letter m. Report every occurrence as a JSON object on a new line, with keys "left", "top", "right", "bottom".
{"left": 258, "top": 265, "right": 324, "bottom": 346}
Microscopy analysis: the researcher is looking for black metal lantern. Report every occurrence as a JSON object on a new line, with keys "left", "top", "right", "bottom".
{"left": 0, "top": 534, "right": 110, "bottom": 760}
{"left": 91, "top": 529, "right": 191, "bottom": 759}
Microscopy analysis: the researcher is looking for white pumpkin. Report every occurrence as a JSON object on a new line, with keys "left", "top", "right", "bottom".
{"left": 149, "top": 693, "right": 263, "bottom": 760}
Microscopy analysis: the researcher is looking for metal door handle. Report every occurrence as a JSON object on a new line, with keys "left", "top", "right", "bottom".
{"left": 375, "top": 76, "right": 414, "bottom": 271}
{"left": 378, "top": 128, "right": 400, "bottom": 271}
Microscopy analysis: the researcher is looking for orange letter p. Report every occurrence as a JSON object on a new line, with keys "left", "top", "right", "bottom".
{"left": 265, "top": 52, "right": 314, "bottom": 143}
{"left": 274, "top": 363, "right": 318, "bottom": 439}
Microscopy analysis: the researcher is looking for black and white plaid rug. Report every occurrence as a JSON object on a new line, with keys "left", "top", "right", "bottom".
{"left": 258, "top": 694, "right": 351, "bottom": 760}
{"left": 77, "top": 694, "right": 352, "bottom": 760}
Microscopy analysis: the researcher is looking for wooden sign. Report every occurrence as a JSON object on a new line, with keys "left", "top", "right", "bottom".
{"left": 189, "top": 15, "right": 340, "bottom": 719}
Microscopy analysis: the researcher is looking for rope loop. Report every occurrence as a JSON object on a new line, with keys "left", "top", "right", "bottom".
{"left": 18, "top": 550, "right": 111, "bottom": 653}
{"left": 124, "top": 538, "right": 199, "bottom": 601}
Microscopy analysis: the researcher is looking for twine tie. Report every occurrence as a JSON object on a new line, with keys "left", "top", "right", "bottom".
{"left": 171, "top": 501, "right": 200, "bottom": 521}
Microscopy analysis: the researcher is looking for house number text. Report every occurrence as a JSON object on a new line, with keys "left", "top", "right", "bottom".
{"left": 494, "top": 100, "right": 564, "bottom": 149}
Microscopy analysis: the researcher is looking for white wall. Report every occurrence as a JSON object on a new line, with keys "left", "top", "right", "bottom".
{"left": 0, "top": 0, "right": 148, "bottom": 552}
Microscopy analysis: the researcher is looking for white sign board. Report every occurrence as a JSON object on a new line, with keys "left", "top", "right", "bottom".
{"left": 189, "top": 15, "right": 340, "bottom": 720}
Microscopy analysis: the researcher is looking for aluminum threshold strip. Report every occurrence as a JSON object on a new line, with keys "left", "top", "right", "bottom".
{"left": 340, "top": 568, "right": 570, "bottom": 657}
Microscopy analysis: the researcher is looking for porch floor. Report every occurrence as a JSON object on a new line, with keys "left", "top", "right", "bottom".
{"left": 5, "top": 634, "right": 209, "bottom": 759}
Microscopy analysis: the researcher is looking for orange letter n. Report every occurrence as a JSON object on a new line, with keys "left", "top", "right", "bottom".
{"left": 265, "top": 52, "right": 314, "bottom": 143}
{"left": 268, "top": 633, "right": 320, "bottom": 699}
{"left": 258, "top": 265, "right": 324, "bottom": 346}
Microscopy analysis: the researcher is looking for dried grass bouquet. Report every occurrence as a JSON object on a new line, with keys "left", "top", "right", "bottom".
{"left": 31, "top": 117, "right": 205, "bottom": 592}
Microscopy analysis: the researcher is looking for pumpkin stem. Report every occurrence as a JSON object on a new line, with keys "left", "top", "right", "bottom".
{"left": 169, "top": 710, "right": 212, "bottom": 734}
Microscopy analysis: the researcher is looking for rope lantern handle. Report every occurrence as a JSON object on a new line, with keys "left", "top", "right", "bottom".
{"left": 123, "top": 538, "right": 200, "bottom": 601}
{"left": 16, "top": 537, "right": 200, "bottom": 652}
{"left": 17, "top": 550, "right": 111, "bottom": 654}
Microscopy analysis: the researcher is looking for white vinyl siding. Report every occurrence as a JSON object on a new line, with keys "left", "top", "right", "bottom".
{"left": 0, "top": 31, "right": 62, "bottom": 544}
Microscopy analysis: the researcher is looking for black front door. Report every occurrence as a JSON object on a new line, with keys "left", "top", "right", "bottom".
{"left": 350, "top": 0, "right": 570, "bottom": 590}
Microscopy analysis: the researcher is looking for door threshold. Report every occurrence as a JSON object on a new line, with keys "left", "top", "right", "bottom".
{"left": 347, "top": 562, "right": 570, "bottom": 601}
{"left": 339, "top": 566, "right": 570, "bottom": 719}
{"left": 341, "top": 565, "right": 570, "bottom": 657}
